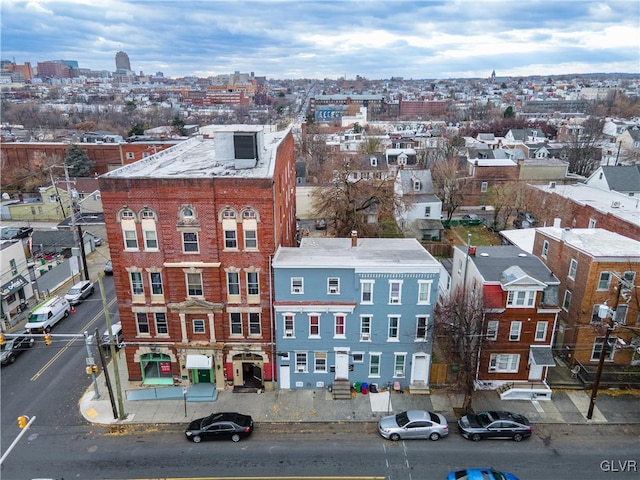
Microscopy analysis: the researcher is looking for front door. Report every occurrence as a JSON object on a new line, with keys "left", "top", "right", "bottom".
{"left": 528, "top": 363, "right": 543, "bottom": 381}
{"left": 279, "top": 365, "right": 290, "bottom": 389}
{"left": 197, "top": 369, "right": 211, "bottom": 383}
{"left": 334, "top": 348, "right": 350, "bottom": 380}
{"left": 411, "top": 353, "right": 430, "bottom": 385}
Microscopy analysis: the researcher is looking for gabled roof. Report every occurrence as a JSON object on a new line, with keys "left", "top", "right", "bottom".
{"left": 31, "top": 230, "right": 77, "bottom": 250}
{"left": 500, "top": 265, "right": 548, "bottom": 289}
{"left": 458, "top": 245, "right": 559, "bottom": 285}
{"left": 599, "top": 165, "right": 640, "bottom": 192}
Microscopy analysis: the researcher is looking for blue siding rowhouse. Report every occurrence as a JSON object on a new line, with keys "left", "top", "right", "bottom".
{"left": 272, "top": 231, "right": 440, "bottom": 393}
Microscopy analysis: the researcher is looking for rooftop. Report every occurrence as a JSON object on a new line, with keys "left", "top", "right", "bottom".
{"left": 536, "top": 227, "right": 640, "bottom": 258}
{"left": 102, "top": 125, "right": 290, "bottom": 180}
{"left": 273, "top": 237, "right": 439, "bottom": 272}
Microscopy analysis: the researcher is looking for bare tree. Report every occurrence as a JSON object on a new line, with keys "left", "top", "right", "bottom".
{"left": 311, "top": 159, "right": 405, "bottom": 238}
{"left": 435, "top": 284, "right": 485, "bottom": 414}
{"left": 486, "top": 182, "right": 517, "bottom": 231}
{"left": 431, "top": 156, "right": 471, "bottom": 221}
{"left": 564, "top": 116, "right": 604, "bottom": 177}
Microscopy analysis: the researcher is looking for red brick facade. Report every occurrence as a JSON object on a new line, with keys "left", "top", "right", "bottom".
{"left": 532, "top": 229, "right": 640, "bottom": 368}
{"left": 99, "top": 128, "right": 296, "bottom": 390}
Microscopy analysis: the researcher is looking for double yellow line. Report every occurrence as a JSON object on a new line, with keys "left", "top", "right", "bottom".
{"left": 31, "top": 297, "right": 117, "bottom": 381}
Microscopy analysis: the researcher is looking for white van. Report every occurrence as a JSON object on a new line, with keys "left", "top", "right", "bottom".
{"left": 26, "top": 296, "right": 71, "bottom": 333}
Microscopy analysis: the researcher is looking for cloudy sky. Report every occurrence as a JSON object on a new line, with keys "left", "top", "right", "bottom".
{"left": 2, "top": 0, "right": 639, "bottom": 80}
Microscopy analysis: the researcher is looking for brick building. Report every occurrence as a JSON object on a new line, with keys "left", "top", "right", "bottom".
{"left": 532, "top": 228, "right": 640, "bottom": 372}
{"left": 98, "top": 125, "right": 296, "bottom": 391}
{"left": 450, "top": 245, "right": 560, "bottom": 399}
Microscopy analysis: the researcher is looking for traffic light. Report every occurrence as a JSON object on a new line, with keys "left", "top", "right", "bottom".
{"left": 86, "top": 365, "right": 99, "bottom": 374}
{"left": 0, "top": 333, "right": 5, "bottom": 346}
{"left": 18, "top": 415, "right": 28, "bottom": 429}
{"left": 44, "top": 333, "right": 52, "bottom": 346}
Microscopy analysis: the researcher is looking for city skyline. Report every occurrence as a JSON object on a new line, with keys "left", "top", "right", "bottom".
{"left": 1, "top": 0, "right": 639, "bottom": 80}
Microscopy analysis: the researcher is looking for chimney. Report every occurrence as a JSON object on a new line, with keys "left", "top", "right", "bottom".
{"left": 351, "top": 230, "right": 358, "bottom": 248}
{"left": 553, "top": 218, "right": 561, "bottom": 228}
{"left": 468, "top": 245, "right": 476, "bottom": 256}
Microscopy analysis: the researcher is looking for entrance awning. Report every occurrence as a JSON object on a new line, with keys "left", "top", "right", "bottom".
{"left": 186, "top": 354, "right": 212, "bottom": 369}
{"left": 1, "top": 275, "right": 29, "bottom": 298}
{"left": 530, "top": 346, "right": 555, "bottom": 366}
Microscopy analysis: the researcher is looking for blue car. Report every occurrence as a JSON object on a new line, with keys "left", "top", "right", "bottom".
{"left": 447, "top": 469, "right": 520, "bottom": 480}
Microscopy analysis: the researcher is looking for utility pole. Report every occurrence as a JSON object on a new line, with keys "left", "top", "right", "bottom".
{"left": 587, "top": 281, "right": 624, "bottom": 419}
{"left": 61, "top": 164, "right": 88, "bottom": 281}
{"left": 98, "top": 275, "right": 126, "bottom": 419}
{"left": 84, "top": 331, "right": 100, "bottom": 400}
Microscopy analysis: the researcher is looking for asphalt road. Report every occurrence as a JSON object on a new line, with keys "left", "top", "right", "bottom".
{"left": 1, "top": 422, "right": 638, "bottom": 479}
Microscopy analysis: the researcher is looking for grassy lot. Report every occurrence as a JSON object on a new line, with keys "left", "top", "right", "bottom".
{"left": 445, "top": 224, "right": 503, "bottom": 246}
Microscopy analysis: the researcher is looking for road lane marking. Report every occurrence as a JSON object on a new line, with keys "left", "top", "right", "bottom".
{"left": 31, "top": 297, "right": 117, "bottom": 381}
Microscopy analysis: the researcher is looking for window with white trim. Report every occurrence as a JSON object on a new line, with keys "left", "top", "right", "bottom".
{"left": 309, "top": 314, "right": 320, "bottom": 337}
{"left": 360, "top": 315, "right": 371, "bottom": 341}
{"left": 507, "top": 290, "right": 535, "bottom": 307}
{"left": 182, "top": 232, "right": 199, "bottom": 253}
{"left": 588, "top": 218, "right": 596, "bottom": 228}
{"left": 291, "top": 277, "right": 303, "bottom": 294}
{"left": 369, "top": 353, "right": 381, "bottom": 377}
{"left": 535, "top": 321, "right": 547, "bottom": 341}
{"left": 192, "top": 319, "right": 205, "bottom": 334}
{"left": 394, "top": 353, "right": 406, "bottom": 377}
{"left": 417, "top": 280, "right": 432, "bottom": 304}
{"left": 143, "top": 229, "right": 158, "bottom": 250}
{"left": 568, "top": 258, "right": 578, "bottom": 280}
{"left": 614, "top": 304, "right": 629, "bottom": 325}
{"left": 416, "top": 316, "right": 428, "bottom": 341}
{"left": 314, "top": 352, "right": 327, "bottom": 373}
{"left": 328, "top": 277, "right": 340, "bottom": 294}
{"left": 155, "top": 312, "right": 168, "bottom": 335}
{"left": 541, "top": 240, "right": 549, "bottom": 259}
{"left": 186, "top": 272, "right": 203, "bottom": 296}
{"left": 130, "top": 272, "right": 143, "bottom": 295}
{"left": 249, "top": 312, "right": 261, "bottom": 335}
{"left": 389, "top": 280, "right": 402, "bottom": 304}
{"left": 562, "top": 290, "right": 572, "bottom": 311}
{"left": 334, "top": 314, "right": 346, "bottom": 338}
{"left": 124, "top": 229, "right": 138, "bottom": 250}
{"left": 352, "top": 352, "right": 364, "bottom": 363}
{"left": 230, "top": 312, "right": 242, "bottom": 336}
{"left": 247, "top": 272, "right": 259, "bottom": 296}
{"left": 481, "top": 181, "right": 488, "bottom": 193}
{"left": 149, "top": 272, "right": 163, "bottom": 295}
{"left": 283, "top": 314, "right": 294, "bottom": 338}
{"left": 136, "top": 312, "right": 150, "bottom": 334}
{"left": 295, "top": 352, "right": 308, "bottom": 373}
{"left": 486, "top": 320, "right": 499, "bottom": 340}
{"left": 361, "top": 280, "right": 374, "bottom": 304}
{"left": 388, "top": 316, "right": 399, "bottom": 341}
{"left": 424, "top": 206, "right": 431, "bottom": 217}
{"left": 509, "top": 321, "right": 522, "bottom": 341}
{"left": 591, "top": 337, "right": 616, "bottom": 362}
{"left": 489, "top": 354, "right": 520, "bottom": 373}
{"left": 227, "top": 272, "right": 240, "bottom": 295}
{"left": 223, "top": 214, "right": 238, "bottom": 249}
{"left": 597, "top": 272, "right": 611, "bottom": 290}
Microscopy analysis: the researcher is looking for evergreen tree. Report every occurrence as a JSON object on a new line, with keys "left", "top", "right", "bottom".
{"left": 64, "top": 144, "right": 94, "bottom": 177}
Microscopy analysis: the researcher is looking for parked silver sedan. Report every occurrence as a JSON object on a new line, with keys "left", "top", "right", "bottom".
{"left": 378, "top": 410, "right": 449, "bottom": 441}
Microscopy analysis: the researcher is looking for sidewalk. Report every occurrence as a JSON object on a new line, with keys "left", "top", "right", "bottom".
{"left": 80, "top": 349, "right": 640, "bottom": 428}
{"left": 22, "top": 241, "right": 638, "bottom": 429}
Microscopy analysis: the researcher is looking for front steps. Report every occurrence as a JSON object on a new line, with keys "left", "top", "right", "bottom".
{"left": 332, "top": 378, "right": 352, "bottom": 400}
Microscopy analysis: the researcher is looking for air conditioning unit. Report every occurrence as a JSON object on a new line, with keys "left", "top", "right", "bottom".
{"left": 360, "top": 333, "right": 370, "bottom": 341}
{"left": 285, "top": 329, "right": 294, "bottom": 336}
{"left": 297, "top": 367, "right": 305, "bottom": 373}
{"left": 611, "top": 201, "right": 621, "bottom": 208}
{"left": 329, "top": 287, "right": 338, "bottom": 294}
{"left": 292, "top": 287, "right": 302, "bottom": 293}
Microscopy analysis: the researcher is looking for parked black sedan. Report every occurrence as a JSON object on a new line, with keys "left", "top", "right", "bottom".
{"left": 1, "top": 332, "right": 35, "bottom": 365}
{"left": 185, "top": 412, "right": 254, "bottom": 443}
{"left": 458, "top": 410, "right": 531, "bottom": 442}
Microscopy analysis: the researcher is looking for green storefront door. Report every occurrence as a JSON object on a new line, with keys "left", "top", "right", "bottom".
{"left": 197, "top": 369, "right": 211, "bottom": 383}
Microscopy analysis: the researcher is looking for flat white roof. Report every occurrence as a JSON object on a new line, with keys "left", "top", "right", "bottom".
{"left": 537, "top": 227, "right": 640, "bottom": 258}
{"left": 534, "top": 183, "right": 640, "bottom": 227}
{"left": 102, "top": 125, "right": 289, "bottom": 179}
{"left": 273, "top": 237, "right": 439, "bottom": 273}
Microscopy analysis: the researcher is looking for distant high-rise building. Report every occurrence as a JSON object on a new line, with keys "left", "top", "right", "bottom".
{"left": 115, "top": 51, "right": 131, "bottom": 71}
